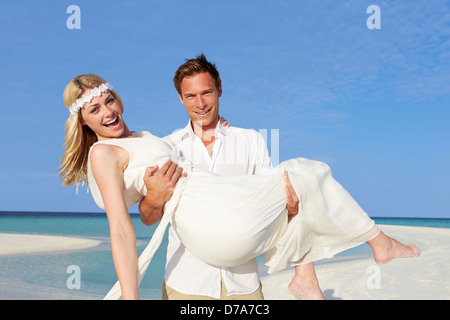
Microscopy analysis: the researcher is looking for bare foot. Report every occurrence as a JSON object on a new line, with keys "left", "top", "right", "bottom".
{"left": 288, "top": 263, "right": 325, "bottom": 300}
{"left": 368, "top": 232, "right": 421, "bottom": 264}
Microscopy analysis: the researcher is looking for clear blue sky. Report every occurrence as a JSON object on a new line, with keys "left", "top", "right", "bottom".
{"left": 1, "top": 0, "right": 449, "bottom": 218}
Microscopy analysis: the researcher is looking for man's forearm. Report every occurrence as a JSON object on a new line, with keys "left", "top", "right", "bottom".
{"left": 139, "top": 196, "right": 164, "bottom": 226}
{"left": 139, "top": 161, "right": 184, "bottom": 226}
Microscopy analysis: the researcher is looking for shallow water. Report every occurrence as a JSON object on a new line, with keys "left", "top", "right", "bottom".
{"left": 0, "top": 211, "right": 448, "bottom": 299}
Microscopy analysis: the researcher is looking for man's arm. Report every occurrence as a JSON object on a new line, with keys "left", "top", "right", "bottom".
{"left": 139, "top": 160, "right": 185, "bottom": 226}
{"left": 284, "top": 171, "right": 299, "bottom": 219}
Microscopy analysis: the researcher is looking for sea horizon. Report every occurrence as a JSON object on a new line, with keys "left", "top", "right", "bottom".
{"left": 1, "top": 210, "right": 449, "bottom": 230}
{"left": 1, "top": 209, "right": 449, "bottom": 219}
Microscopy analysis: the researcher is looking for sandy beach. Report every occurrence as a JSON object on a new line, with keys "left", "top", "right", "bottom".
{"left": 261, "top": 225, "right": 450, "bottom": 300}
{"left": 0, "top": 233, "right": 102, "bottom": 256}
{"left": 0, "top": 233, "right": 107, "bottom": 300}
{"left": 0, "top": 225, "right": 448, "bottom": 300}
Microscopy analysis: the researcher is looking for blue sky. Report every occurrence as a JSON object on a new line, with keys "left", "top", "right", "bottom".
{"left": 0, "top": 0, "right": 449, "bottom": 218}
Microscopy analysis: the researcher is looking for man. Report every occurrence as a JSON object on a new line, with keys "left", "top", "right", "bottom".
{"left": 139, "top": 54, "right": 299, "bottom": 300}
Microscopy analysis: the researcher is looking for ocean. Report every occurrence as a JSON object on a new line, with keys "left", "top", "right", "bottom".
{"left": 0, "top": 211, "right": 448, "bottom": 300}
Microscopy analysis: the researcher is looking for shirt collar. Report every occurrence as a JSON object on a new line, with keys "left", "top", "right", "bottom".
{"left": 216, "top": 120, "right": 227, "bottom": 136}
{"left": 181, "top": 119, "right": 227, "bottom": 141}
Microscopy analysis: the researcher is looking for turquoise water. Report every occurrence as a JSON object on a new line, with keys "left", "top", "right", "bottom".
{"left": 0, "top": 212, "right": 164, "bottom": 299}
{"left": 0, "top": 211, "right": 448, "bottom": 299}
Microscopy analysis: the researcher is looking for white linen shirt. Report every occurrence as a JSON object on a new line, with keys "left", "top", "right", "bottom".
{"left": 163, "top": 121, "right": 273, "bottom": 299}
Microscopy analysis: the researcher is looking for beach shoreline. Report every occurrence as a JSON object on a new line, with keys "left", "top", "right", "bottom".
{"left": 0, "top": 224, "right": 448, "bottom": 300}
{"left": 0, "top": 233, "right": 104, "bottom": 256}
{"left": 261, "top": 225, "right": 450, "bottom": 300}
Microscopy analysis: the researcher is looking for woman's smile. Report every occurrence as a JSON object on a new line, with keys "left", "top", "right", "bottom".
{"left": 103, "top": 115, "right": 120, "bottom": 128}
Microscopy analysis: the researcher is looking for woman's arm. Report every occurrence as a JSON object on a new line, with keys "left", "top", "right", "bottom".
{"left": 90, "top": 144, "right": 139, "bottom": 300}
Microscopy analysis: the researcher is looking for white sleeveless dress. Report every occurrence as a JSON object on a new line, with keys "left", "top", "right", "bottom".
{"left": 87, "top": 132, "right": 379, "bottom": 300}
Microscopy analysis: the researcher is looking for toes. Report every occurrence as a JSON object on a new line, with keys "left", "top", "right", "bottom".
{"left": 408, "top": 243, "right": 421, "bottom": 257}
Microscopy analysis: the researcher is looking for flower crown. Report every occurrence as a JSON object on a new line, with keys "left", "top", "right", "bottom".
{"left": 69, "top": 83, "right": 113, "bottom": 115}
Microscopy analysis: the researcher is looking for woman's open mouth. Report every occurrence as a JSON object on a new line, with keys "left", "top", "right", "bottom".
{"left": 103, "top": 116, "right": 120, "bottom": 129}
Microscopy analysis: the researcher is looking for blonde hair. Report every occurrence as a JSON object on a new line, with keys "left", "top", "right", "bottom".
{"left": 59, "top": 74, "right": 123, "bottom": 186}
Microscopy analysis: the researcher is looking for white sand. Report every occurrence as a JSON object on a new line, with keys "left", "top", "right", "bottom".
{"left": 0, "top": 233, "right": 102, "bottom": 256}
{"left": 261, "top": 225, "right": 450, "bottom": 300}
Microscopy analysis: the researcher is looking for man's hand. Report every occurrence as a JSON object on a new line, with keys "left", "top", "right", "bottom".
{"left": 283, "top": 171, "right": 299, "bottom": 221}
{"left": 139, "top": 160, "right": 185, "bottom": 225}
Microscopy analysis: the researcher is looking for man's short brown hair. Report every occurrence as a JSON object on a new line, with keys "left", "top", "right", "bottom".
{"left": 173, "top": 53, "right": 222, "bottom": 95}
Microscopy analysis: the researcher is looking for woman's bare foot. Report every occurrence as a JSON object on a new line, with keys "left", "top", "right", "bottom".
{"left": 368, "top": 231, "right": 421, "bottom": 264}
{"left": 288, "top": 263, "right": 325, "bottom": 300}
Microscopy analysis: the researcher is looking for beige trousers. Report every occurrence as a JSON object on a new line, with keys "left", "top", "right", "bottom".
{"left": 162, "top": 278, "right": 264, "bottom": 300}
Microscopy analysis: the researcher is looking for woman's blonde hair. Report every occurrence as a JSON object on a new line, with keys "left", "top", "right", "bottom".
{"left": 59, "top": 74, "right": 123, "bottom": 186}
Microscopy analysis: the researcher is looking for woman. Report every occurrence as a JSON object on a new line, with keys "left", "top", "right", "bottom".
{"left": 60, "top": 74, "right": 420, "bottom": 300}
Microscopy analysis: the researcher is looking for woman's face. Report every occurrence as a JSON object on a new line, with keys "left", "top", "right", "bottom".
{"left": 79, "top": 89, "right": 127, "bottom": 141}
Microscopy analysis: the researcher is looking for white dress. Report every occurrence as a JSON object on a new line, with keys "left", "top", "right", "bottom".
{"left": 87, "top": 132, "right": 379, "bottom": 300}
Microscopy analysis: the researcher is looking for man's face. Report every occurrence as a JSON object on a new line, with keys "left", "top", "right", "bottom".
{"left": 179, "top": 72, "right": 222, "bottom": 130}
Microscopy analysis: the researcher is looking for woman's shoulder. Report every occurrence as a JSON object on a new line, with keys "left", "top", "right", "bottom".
{"left": 89, "top": 142, "right": 129, "bottom": 170}
{"left": 90, "top": 143, "right": 120, "bottom": 161}
{"left": 90, "top": 142, "right": 118, "bottom": 156}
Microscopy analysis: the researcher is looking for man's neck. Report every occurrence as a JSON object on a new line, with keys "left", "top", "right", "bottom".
{"left": 191, "top": 119, "right": 219, "bottom": 143}
{"left": 191, "top": 119, "right": 219, "bottom": 158}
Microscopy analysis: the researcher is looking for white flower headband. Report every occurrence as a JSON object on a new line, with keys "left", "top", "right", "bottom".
{"left": 69, "top": 83, "right": 113, "bottom": 115}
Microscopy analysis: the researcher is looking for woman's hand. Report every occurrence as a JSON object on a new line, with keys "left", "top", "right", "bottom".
{"left": 219, "top": 115, "right": 230, "bottom": 127}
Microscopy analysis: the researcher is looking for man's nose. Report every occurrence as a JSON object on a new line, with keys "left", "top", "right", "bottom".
{"left": 196, "top": 95, "right": 206, "bottom": 108}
